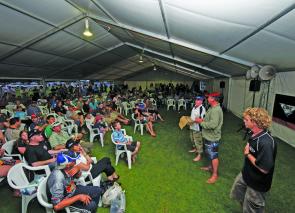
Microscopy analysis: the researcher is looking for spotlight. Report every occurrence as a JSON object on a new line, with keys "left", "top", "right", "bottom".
{"left": 83, "top": 18, "right": 93, "bottom": 37}
{"left": 139, "top": 55, "right": 143, "bottom": 63}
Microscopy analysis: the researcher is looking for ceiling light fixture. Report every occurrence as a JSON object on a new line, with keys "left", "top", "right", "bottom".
{"left": 138, "top": 48, "right": 144, "bottom": 63}
{"left": 83, "top": 18, "right": 93, "bottom": 37}
{"left": 139, "top": 55, "right": 143, "bottom": 63}
{"left": 153, "top": 64, "right": 157, "bottom": 71}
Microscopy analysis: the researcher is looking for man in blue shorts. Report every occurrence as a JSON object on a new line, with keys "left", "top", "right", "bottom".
{"left": 195, "top": 92, "right": 223, "bottom": 184}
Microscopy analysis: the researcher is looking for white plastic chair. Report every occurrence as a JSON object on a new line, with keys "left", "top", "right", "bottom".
{"left": 149, "top": 98, "right": 157, "bottom": 109}
{"left": 115, "top": 100, "right": 123, "bottom": 114}
{"left": 58, "top": 117, "right": 78, "bottom": 135}
{"left": 5, "top": 104, "right": 16, "bottom": 112}
{"left": 37, "top": 99, "right": 47, "bottom": 106}
{"left": 131, "top": 113, "right": 144, "bottom": 135}
{"left": 39, "top": 106, "right": 49, "bottom": 116}
{"left": 2, "top": 139, "right": 23, "bottom": 161}
{"left": 76, "top": 157, "right": 101, "bottom": 187}
{"left": 85, "top": 120, "right": 104, "bottom": 147}
{"left": 47, "top": 113, "right": 60, "bottom": 119}
{"left": 111, "top": 131, "right": 132, "bottom": 169}
{"left": 121, "top": 102, "right": 132, "bottom": 116}
{"left": 167, "top": 99, "right": 176, "bottom": 110}
{"left": 1, "top": 108, "right": 14, "bottom": 117}
{"left": 177, "top": 99, "right": 187, "bottom": 111}
{"left": 37, "top": 177, "right": 86, "bottom": 213}
{"left": 7, "top": 163, "right": 51, "bottom": 213}
{"left": 129, "top": 100, "right": 136, "bottom": 109}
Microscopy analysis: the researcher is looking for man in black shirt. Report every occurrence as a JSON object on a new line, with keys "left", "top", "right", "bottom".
{"left": 230, "top": 107, "right": 277, "bottom": 213}
{"left": 24, "top": 129, "right": 56, "bottom": 168}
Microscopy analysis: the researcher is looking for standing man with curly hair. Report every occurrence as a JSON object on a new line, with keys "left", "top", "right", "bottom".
{"left": 230, "top": 107, "right": 277, "bottom": 213}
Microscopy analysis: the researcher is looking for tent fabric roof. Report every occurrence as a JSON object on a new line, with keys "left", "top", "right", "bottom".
{"left": 0, "top": 0, "right": 295, "bottom": 80}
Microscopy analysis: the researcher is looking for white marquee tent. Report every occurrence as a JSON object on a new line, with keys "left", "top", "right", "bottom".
{"left": 0, "top": 0, "right": 295, "bottom": 146}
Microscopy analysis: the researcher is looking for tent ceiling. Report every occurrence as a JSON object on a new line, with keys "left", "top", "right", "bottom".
{"left": 0, "top": 0, "right": 295, "bottom": 80}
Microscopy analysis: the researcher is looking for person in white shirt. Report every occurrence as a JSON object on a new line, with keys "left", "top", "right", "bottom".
{"left": 189, "top": 96, "right": 206, "bottom": 162}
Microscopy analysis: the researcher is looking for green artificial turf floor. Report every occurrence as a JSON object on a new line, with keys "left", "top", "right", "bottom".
{"left": 0, "top": 109, "right": 294, "bottom": 213}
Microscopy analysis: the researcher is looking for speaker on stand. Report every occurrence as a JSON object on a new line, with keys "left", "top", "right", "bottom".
{"left": 220, "top": 81, "right": 225, "bottom": 94}
{"left": 247, "top": 65, "right": 260, "bottom": 107}
{"left": 249, "top": 79, "right": 261, "bottom": 107}
{"left": 219, "top": 81, "right": 226, "bottom": 109}
{"left": 258, "top": 65, "right": 276, "bottom": 110}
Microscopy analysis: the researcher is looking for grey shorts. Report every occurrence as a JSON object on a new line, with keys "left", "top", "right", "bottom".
{"left": 230, "top": 172, "right": 266, "bottom": 213}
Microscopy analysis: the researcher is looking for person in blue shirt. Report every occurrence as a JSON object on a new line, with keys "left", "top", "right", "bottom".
{"left": 112, "top": 121, "right": 141, "bottom": 162}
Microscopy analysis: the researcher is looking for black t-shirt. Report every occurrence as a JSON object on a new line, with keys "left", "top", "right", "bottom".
{"left": 54, "top": 106, "right": 66, "bottom": 115}
{"left": 24, "top": 141, "right": 52, "bottom": 166}
{"left": 242, "top": 131, "right": 277, "bottom": 192}
{"left": 12, "top": 138, "right": 27, "bottom": 155}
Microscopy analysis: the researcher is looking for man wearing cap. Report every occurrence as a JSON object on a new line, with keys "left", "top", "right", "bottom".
{"left": 24, "top": 130, "right": 57, "bottom": 168}
{"left": 47, "top": 152, "right": 102, "bottom": 212}
{"left": 49, "top": 121, "right": 73, "bottom": 150}
{"left": 28, "top": 114, "right": 46, "bottom": 132}
{"left": 49, "top": 121, "right": 92, "bottom": 153}
{"left": 66, "top": 139, "right": 119, "bottom": 182}
{"left": 195, "top": 92, "right": 223, "bottom": 184}
{"left": 189, "top": 96, "right": 206, "bottom": 162}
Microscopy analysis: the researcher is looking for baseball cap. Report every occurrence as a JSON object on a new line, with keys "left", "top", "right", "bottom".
{"left": 195, "top": 96, "right": 204, "bottom": 100}
{"left": 28, "top": 129, "right": 41, "bottom": 139}
{"left": 31, "top": 114, "right": 37, "bottom": 119}
{"left": 56, "top": 151, "right": 80, "bottom": 169}
{"left": 52, "top": 121, "right": 62, "bottom": 127}
{"left": 207, "top": 92, "right": 221, "bottom": 97}
{"left": 65, "top": 139, "right": 79, "bottom": 149}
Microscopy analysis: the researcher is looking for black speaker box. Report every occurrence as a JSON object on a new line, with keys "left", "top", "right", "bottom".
{"left": 220, "top": 81, "right": 225, "bottom": 88}
{"left": 249, "top": 80, "right": 261, "bottom": 92}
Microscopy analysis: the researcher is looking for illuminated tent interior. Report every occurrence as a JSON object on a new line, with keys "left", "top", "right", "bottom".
{"left": 1, "top": 1, "right": 295, "bottom": 212}
{"left": 1, "top": 0, "right": 295, "bottom": 146}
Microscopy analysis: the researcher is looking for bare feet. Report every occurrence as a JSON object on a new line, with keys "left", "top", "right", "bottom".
{"left": 188, "top": 148, "right": 196, "bottom": 153}
{"left": 200, "top": 166, "right": 212, "bottom": 172}
{"left": 206, "top": 175, "right": 218, "bottom": 184}
{"left": 193, "top": 155, "right": 201, "bottom": 162}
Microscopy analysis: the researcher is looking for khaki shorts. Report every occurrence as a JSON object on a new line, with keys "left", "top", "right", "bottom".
{"left": 190, "top": 130, "right": 203, "bottom": 154}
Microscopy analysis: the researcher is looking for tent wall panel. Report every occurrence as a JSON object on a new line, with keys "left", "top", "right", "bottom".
{"left": 269, "top": 72, "right": 295, "bottom": 147}
{"left": 228, "top": 73, "right": 295, "bottom": 147}
{"left": 211, "top": 78, "right": 229, "bottom": 109}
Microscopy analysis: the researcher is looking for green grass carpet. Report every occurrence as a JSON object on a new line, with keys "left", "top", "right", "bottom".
{"left": 0, "top": 110, "right": 294, "bottom": 213}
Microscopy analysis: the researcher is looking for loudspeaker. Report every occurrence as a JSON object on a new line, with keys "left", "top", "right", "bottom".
{"left": 249, "top": 80, "right": 261, "bottom": 92}
{"left": 220, "top": 81, "right": 225, "bottom": 88}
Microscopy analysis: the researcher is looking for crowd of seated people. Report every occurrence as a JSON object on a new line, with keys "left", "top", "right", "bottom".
{"left": 0, "top": 82, "right": 207, "bottom": 212}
